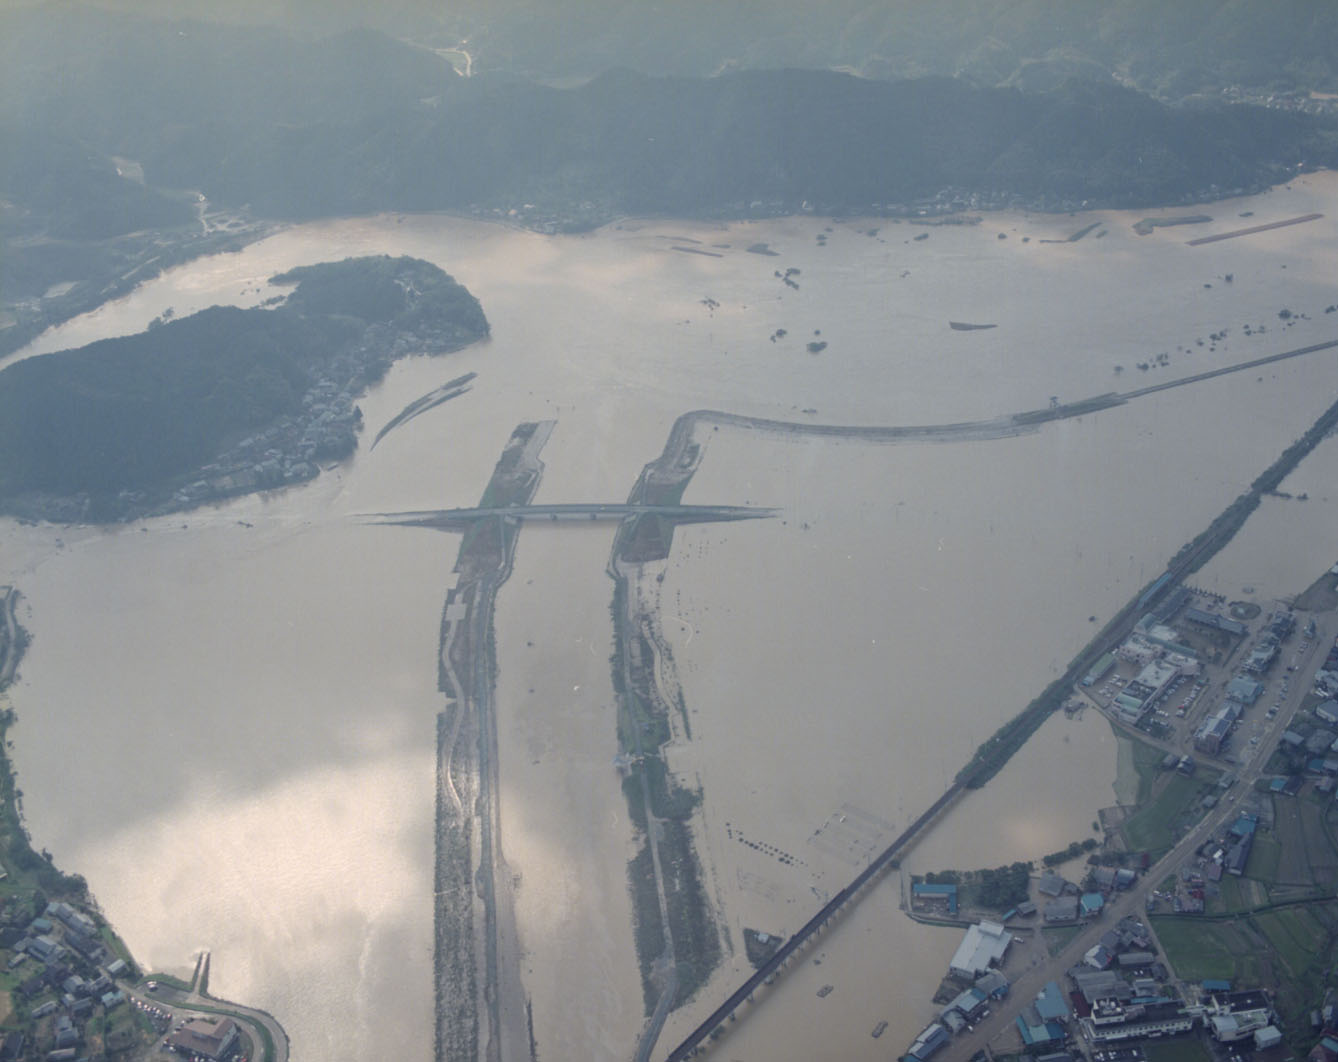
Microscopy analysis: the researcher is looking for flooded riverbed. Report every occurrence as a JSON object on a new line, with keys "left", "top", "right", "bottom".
{"left": 2, "top": 174, "right": 1337, "bottom": 1060}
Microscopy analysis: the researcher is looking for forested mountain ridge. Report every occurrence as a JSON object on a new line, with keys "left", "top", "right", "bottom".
{"left": 3, "top": 6, "right": 1335, "bottom": 230}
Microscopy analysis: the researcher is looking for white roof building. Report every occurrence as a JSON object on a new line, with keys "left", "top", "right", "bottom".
{"left": 949, "top": 920, "right": 1011, "bottom": 980}
{"left": 1136, "top": 658, "right": 1180, "bottom": 693}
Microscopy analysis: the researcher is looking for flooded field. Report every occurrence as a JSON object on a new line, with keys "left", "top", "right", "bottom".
{"left": 1, "top": 174, "right": 1337, "bottom": 1060}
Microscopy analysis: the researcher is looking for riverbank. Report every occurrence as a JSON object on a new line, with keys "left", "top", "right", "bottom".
{"left": 0, "top": 590, "right": 291, "bottom": 1059}
{"left": 430, "top": 421, "right": 553, "bottom": 1062}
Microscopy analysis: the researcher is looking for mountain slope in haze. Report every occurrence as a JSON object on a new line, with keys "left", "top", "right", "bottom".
{"left": 58, "top": 0, "right": 1338, "bottom": 99}
{"left": 3, "top": 7, "right": 1333, "bottom": 228}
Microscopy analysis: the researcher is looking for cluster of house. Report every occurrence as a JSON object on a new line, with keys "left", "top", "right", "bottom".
{"left": 1312, "top": 634, "right": 1338, "bottom": 699}
{"left": 4, "top": 899, "right": 131, "bottom": 1058}
{"left": 901, "top": 878, "right": 1305, "bottom": 1060}
{"left": 1084, "top": 590, "right": 1300, "bottom": 753}
{"left": 1187, "top": 608, "right": 1301, "bottom": 757}
{"left": 904, "top": 966, "right": 1012, "bottom": 1062}
{"left": 1276, "top": 694, "right": 1338, "bottom": 790}
{"left": 1038, "top": 867, "right": 1140, "bottom": 925}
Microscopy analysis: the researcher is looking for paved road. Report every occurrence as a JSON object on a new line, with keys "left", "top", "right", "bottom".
{"left": 938, "top": 609, "right": 1337, "bottom": 1062}
{"left": 127, "top": 957, "right": 289, "bottom": 1062}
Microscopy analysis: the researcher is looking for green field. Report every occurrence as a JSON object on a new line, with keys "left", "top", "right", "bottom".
{"left": 1116, "top": 732, "right": 1221, "bottom": 857}
{"left": 1254, "top": 906, "right": 1326, "bottom": 977}
{"left": 1245, "top": 832, "right": 1283, "bottom": 882}
{"left": 1157, "top": 901, "right": 1338, "bottom": 1045}
{"left": 1151, "top": 917, "right": 1254, "bottom": 982}
{"left": 1122, "top": 772, "right": 1219, "bottom": 856}
{"left": 1042, "top": 925, "right": 1082, "bottom": 957}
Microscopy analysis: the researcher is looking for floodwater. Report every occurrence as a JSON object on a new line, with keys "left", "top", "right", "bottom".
{"left": 2, "top": 174, "right": 1337, "bottom": 1061}
{"left": 1194, "top": 430, "right": 1338, "bottom": 603}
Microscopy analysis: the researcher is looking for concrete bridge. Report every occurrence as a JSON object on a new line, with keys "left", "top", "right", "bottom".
{"left": 362, "top": 502, "right": 777, "bottom": 529}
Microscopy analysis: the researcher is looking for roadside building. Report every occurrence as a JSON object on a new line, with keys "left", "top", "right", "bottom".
{"left": 975, "top": 970, "right": 1009, "bottom": 1000}
{"left": 1205, "top": 990, "right": 1275, "bottom": 1042}
{"left": 1070, "top": 968, "right": 1133, "bottom": 1008}
{"left": 1080, "top": 893, "right": 1105, "bottom": 917}
{"left": 25, "top": 935, "right": 61, "bottom": 963}
{"left": 1133, "top": 618, "right": 1198, "bottom": 658}
{"left": 1083, "top": 943, "right": 1113, "bottom": 969}
{"left": 1044, "top": 897, "right": 1079, "bottom": 923}
{"left": 1117, "top": 638, "right": 1160, "bottom": 667}
{"left": 1082, "top": 1001, "right": 1198, "bottom": 1043}
{"left": 1309, "top": 728, "right": 1338, "bottom": 756}
{"left": 949, "top": 921, "right": 1011, "bottom": 980}
{"left": 1113, "top": 659, "right": 1181, "bottom": 722}
{"left": 943, "top": 986, "right": 989, "bottom": 1023}
{"left": 45, "top": 902, "right": 97, "bottom": 940}
{"left": 1316, "top": 701, "right": 1338, "bottom": 726}
{"left": 53, "top": 1016, "right": 78, "bottom": 1050}
{"left": 1165, "top": 651, "right": 1200, "bottom": 676}
{"left": 1037, "top": 872, "right": 1069, "bottom": 897}
{"left": 1016, "top": 1006, "right": 1065, "bottom": 1050}
{"left": 1184, "top": 607, "right": 1247, "bottom": 637}
{"left": 1195, "top": 713, "right": 1233, "bottom": 755}
{"left": 1244, "top": 638, "right": 1279, "bottom": 673}
{"left": 1309, "top": 1034, "right": 1338, "bottom": 1062}
{"left": 1083, "top": 653, "right": 1117, "bottom": 687}
{"left": 1255, "top": 1026, "right": 1284, "bottom": 1050}
{"left": 906, "top": 1022, "right": 950, "bottom": 1061}
{"left": 1035, "top": 981, "right": 1070, "bottom": 1023}
{"left": 1224, "top": 833, "right": 1254, "bottom": 876}
{"left": 166, "top": 1016, "right": 239, "bottom": 1061}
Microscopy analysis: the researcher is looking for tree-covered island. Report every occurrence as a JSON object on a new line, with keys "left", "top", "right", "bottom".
{"left": 0, "top": 256, "right": 488, "bottom": 523}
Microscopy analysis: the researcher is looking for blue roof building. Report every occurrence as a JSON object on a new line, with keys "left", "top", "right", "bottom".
{"left": 912, "top": 882, "right": 959, "bottom": 915}
{"left": 1016, "top": 1006, "right": 1065, "bottom": 1049}
{"left": 906, "top": 1022, "right": 950, "bottom": 1061}
{"left": 1080, "top": 892, "right": 1105, "bottom": 916}
{"left": 1035, "top": 981, "right": 1070, "bottom": 1023}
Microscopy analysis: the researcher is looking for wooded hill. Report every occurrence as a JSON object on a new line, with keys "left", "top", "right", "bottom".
{"left": 0, "top": 256, "right": 487, "bottom": 518}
